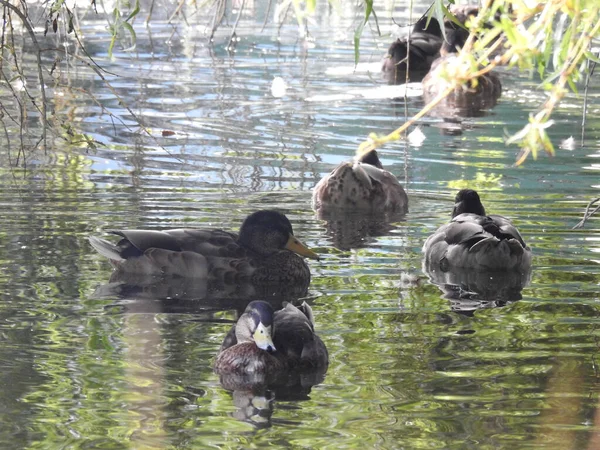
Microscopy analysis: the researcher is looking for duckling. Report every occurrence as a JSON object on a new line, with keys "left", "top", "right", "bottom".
{"left": 382, "top": 14, "right": 444, "bottom": 84}
{"left": 423, "top": 189, "right": 532, "bottom": 271}
{"left": 312, "top": 148, "right": 408, "bottom": 213}
{"left": 89, "top": 210, "right": 319, "bottom": 287}
{"left": 214, "top": 300, "right": 328, "bottom": 379}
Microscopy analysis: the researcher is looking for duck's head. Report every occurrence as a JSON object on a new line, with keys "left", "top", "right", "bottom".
{"left": 239, "top": 210, "right": 319, "bottom": 260}
{"left": 236, "top": 301, "right": 277, "bottom": 352}
{"left": 440, "top": 26, "right": 470, "bottom": 56}
{"left": 354, "top": 148, "right": 384, "bottom": 169}
{"left": 452, "top": 189, "right": 486, "bottom": 217}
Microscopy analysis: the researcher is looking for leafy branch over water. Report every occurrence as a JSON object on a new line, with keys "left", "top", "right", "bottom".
{"left": 358, "top": 0, "right": 600, "bottom": 165}
{"left": 0, "top": 0, "right": 598, "bottom": 166}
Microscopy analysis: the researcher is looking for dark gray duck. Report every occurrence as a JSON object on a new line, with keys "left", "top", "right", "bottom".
{"left": 382, "top": 14, "right": 444, "bottom": 84}
{"left": 89, "top": 210, "right": 319, "bottom": 287}
{"left": 423, "top": 189, "right": 532, "bottom": 271}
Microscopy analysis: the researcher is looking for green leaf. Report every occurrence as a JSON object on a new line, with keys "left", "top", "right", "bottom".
{"left": 126, "top": 0, "right": 141, "bottom": 22}
{"left": 353, "top": 0, "right": 373, "bottom": 65}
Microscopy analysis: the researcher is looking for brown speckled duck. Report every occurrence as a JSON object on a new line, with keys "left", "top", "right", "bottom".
{"left": 423, "top": 189, "right": 532, "bottom": 271}
{"left": 214, "top": 300, "right": 328, "bottom": 379}
{"left": 421, "top": 26, "right": 502, "bottom": 117}
{"left": 312, "top": 148, "right": 408, "bottom": 214}
{"left": 89, "top": 210, "right": 319, "bottom": 287}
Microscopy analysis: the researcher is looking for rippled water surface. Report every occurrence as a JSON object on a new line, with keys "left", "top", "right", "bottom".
{"left": 1, "top": 1, "right": 600, "bottom": 449}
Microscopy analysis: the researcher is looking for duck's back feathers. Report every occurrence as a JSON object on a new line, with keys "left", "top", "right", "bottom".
{"left": 423, "top": 191, "right": 532, "bottom": 271}
{"left": 312, "top": 151, "right": 408, "bottom": 213}
{"left": 274, "top": 302, "right": 328, "bottom": 369}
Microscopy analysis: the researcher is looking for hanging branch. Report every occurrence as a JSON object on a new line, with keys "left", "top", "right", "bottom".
{"left": 0, "top": 0, "right": 48, "bottom": 152}
{"left": 573, "top": 198, "right": 600, "bottom": 229}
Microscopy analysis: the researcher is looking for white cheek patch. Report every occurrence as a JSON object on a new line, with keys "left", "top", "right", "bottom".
{"left": 253, "top": 322, "right": 276, "bottom": 352}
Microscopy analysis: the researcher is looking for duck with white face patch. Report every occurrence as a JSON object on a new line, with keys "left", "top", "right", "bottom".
{"left": 214, "top": 300, "right": 328, "bottom": 384}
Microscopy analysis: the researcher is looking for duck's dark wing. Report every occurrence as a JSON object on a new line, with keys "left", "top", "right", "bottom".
{"left": 111, "top": 229, "right": 242, "bottom": 257}
{"left": 423, "top": 213, "right": 532, "bottom": 271}
{"left": 487, "top": 214, "right": 527, "bottom": 247}
{"left": 382, "top": 32, "right": 443, "bottom": 82}
{"left": 273, "top": 303, "right": 328, "bottom": 369}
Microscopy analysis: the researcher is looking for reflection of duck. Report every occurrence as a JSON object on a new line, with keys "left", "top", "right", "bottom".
{"left": 312, "top": 149, "right": 408, "bottom": 214}
{"left": 316, "top": 208, "right": 401, "bottom": 251}
{"left": 92, "top": 271, "right": 309, "bottom": 312}
{"left": 423, "top": 259, "right": 531, "bottom": 315}
{"left": 423, "top": 189, "right": 532, "bottom": 271}
{"left": 382, "top": 14, "right": 443, "bottom": 84}
{"left": 215, "top": 300, "right": 328, "bottom": 388}
{"left": 89, "top": 210, "right": 319, "bottom": 288}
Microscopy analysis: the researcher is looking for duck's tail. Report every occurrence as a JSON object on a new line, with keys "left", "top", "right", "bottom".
{"left": 89, "top": 236, "right": 124, "bottom": 262}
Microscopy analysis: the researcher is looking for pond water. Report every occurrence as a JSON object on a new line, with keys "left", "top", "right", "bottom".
{"left": 1, "top": 1, "right": 600, "bottom": 448}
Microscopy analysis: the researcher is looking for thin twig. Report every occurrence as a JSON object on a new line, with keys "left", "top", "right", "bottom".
{"left": 261, "top": 0, "right": 273, "bottom": 32}
{"left": 581, "top": 56, "right": 596, "bottom": 145}
{"left": 228, "top": 0, "right": 246, "bottom": 49}
{"left": 573, "top": 198, "right": 600, "bottom": 229}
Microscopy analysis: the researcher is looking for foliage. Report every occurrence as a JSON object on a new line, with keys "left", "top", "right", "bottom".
{"left": 359, "top": 0, "right": 600, "bottom": 165}
{"left": 0, "top": 0, "right": 598, "bottom": 166}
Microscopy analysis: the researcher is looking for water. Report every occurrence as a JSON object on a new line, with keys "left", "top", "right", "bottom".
{"left": 1, "top": 1, "right": 600, "bottom": 448}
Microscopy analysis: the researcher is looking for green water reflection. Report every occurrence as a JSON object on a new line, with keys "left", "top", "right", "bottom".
{"left": 1, "top": 2, "right": 600, "bottom": 449}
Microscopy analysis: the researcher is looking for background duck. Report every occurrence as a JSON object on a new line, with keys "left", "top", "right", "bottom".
{"left": 381, "top": 5, "right": 489, "bottom": 85}
{"left": 421, "top": 7, "right": 502, "bottom": 118}
{"left": 89, "top": 210, "right": 319, "bottom": 287}
{"left": 423, "top": 189, "right": 532, "bottom": 271}
{"left": 382, "top": 14, "right": 443, "bottom": 84}
{"left": 312, "top": 148, "right": 408, "bottom": 213}
{"left": 215, "top": 300, "right": 328, "bottom": 383}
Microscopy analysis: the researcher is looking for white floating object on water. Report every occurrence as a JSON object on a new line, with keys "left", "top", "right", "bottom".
{"left": 560, "top": 136, "right": 576, "bottom": 151}
{"left": 305, "top": 93, "right": 355, "bottom": 102}
{"left": 271, "top": 77, "right": 287, "bottom": 98}
{"left": 326, "top": 62, "right": 381, "bottom": 76}
{"left": 349, "top": 83, "right": 422, "bottom": 99}
{"left": 408, "top": 126, "right": 426, "bottom": 146}
{"left": 11, "top": 77, "right": 26, "bottom": 92}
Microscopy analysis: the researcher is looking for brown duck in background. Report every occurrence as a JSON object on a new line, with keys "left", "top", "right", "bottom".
{"left": 312, "top": 148, "right": 408, "bottom": 214}
{"left": 89, "top": 210, "right": 319, "bottom": 288}
{"left": 422, "top": 7, "right": 502, "bottom": 117}
{"left": 214, "top": 300, "right": 328, "bottom": 386}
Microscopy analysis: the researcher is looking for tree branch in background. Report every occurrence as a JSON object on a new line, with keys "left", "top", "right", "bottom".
{"left": 357, "top": 0, "right": 600, "bottom": 166}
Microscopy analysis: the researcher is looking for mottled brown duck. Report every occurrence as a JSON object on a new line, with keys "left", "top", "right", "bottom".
{"left": 312, "top": 148, "right": 408, "bottom": 214}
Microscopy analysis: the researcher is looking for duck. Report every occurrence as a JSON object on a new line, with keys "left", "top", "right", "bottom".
{"left": 421, "top": 8, "right": 502, "bottom": 117}
{"left": 382, "top": 14, "right": 444, "bottom": 84}
{"left": 312, "top": 148, "right": 408, "bottom": 213}
{"left": 422, "top": 189, "right": 532, "bottom": 271}
{"left": 214, "top": 300, "right": 328, "bottom": 380}
{"left": 89, "top": 210, "right": 319, "bottom": 287}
